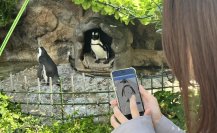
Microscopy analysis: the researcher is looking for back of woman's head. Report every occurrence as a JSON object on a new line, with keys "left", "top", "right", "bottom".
{"left": 163, "top": 0, "right": 217, "bottom": 132}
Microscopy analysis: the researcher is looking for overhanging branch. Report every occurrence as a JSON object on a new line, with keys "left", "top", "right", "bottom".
{"left": 93, "top": 0, "right": 152, "bottom": 20}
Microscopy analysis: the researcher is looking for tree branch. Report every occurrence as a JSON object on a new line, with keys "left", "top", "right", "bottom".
{"left": 150, "top": 0, "right": 162, "bottom": 15}
{"left": 93, "top": 0, "right": 152, "bottom": 20}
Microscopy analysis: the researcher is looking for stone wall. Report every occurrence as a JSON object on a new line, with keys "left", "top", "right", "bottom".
{"left": 0, "top": 0, "right": 166, "bottom": 70}
{"left": 0, "top": 0, "right": 90, "bottom": 63}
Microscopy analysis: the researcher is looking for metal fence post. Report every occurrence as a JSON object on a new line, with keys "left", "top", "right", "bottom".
{"left": 82, "top": 73, "right": 86, "bottom": 90}
{"left": 10, "top": 73, "right": 14, "bottom": 91}
{"left": 37, "top": 78, "right": 41, "bottom": 104}
{"left": 107, "top": 78, "right": 111, "bottom": 123}
{"left": 24, "top": 75, "right": 29, "bottom": 111}
{"left": 71, "top": 74, "right": 74, "bottom": 98}
{"left": 49, "top": 77, "right": 53, "bottom": 118}
{"left": 24, "top": 76, "right": 27, "bottom": 90}
{"left": 82, "top": 73, "right": 87, "bottom": 116}
{"left": 59, "top": 78, "right": 64, "bottom": 123}
{"left": 37, "top": 77, "right": 41, "bottom": 119}
{"left": 71, "top": 74, "right": 75, "bottom": 120}
{"left": 161, "top": 68, "right": 164, "bottom": 91}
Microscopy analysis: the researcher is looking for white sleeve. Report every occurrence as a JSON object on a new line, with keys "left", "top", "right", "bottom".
{"left": 155, "top": 115, "right": 185, "bottom": 133}
{"left": 112, "top": 115, "right": 155, "bottom": 133}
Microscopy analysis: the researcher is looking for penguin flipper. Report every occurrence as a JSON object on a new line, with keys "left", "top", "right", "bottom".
{"left": 102, "top": 43, "right": 110, "bottom": 59}
{"left": 91, "top": 49, "right": 96, "bottom": 58}
{"left": 101, "top": 44, "right": 107, "bottom": 51}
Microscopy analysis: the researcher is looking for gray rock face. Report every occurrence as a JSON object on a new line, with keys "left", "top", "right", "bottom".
{"left": 0, "top": 0, "right": 166, "bottom": 74}
{"left": 130, "top": 22, "right": 162, "bottom": 50}
{"left": 0, "top": 0, "right": 84, "bottom": 63}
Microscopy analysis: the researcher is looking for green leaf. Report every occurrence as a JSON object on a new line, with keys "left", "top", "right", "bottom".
{"left": 140, "top": 19, "right": 150, "bottom": 25}
{"left": 114, "top": 12, "right": 120, "bottom": 19}
{"left": 82, "top": 1, "right": 91, "bottom": 9}
{"left": 91, "top": 3, "right": 101, "bottom": 12}
{"left": 104, "top": 6, "right": 115, "bottom": 15}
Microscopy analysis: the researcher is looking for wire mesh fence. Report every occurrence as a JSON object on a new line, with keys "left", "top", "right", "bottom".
{"left": 0, "top": 69, "right": 180, "bottom": 123}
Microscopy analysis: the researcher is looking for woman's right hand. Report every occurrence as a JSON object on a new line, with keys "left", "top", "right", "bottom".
{"left": 138, "top": 85, "right": 162, "bottom": 127}
{"left": 110, "top": 85, "right": 162, "bottom": 127}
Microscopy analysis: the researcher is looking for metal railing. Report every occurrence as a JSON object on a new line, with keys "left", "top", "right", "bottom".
{"left": 0, "top": 69, "right": 179, "bottom": 123}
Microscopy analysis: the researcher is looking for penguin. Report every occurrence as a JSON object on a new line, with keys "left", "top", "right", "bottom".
{"left": 37, "top": 47, "right": 60, "bottom": 85}
{"left": 90, "top": 32, "right": 110, "bottom": 64}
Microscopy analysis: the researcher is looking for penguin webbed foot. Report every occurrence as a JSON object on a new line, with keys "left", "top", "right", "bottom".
{"left": 95, "top": 59, "right": 100, "bottom": 63}
{"left": 56, "top": 83, "right": 61, "bottom": 87}
{"left": 103, "top": 59, "right": 109, "bottom": 64}
{"left": 39, "top": 81, "right": 49, "bottom": 86}
{"left": 42, "top": 81, "right": 60, "bottom": 86}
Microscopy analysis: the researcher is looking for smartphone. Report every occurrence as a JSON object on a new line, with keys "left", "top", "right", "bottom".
{"left": 111, "top": 67, "right": 144, "bottom": 119}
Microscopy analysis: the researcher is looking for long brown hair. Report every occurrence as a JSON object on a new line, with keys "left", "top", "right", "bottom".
{"left": 163, "top": 0, "right": 217, "bottom": 132}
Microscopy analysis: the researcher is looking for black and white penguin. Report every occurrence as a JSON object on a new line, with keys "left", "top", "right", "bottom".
{"left": 90, "top": 32, "right": 110, "bottom": 64}
{"left": 37, "top": 47, "right": 60, "bottom": 85}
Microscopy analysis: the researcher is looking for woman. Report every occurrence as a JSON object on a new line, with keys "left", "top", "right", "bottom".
{"left": 110, "top": 0, "right": 217, "bottom": 132}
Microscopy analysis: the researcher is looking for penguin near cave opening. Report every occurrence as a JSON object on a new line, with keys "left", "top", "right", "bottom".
{"left": 37, "top": 47, "right": 60, "bottom": 86}
{"left": 90, "top": 32, "right": 110, "bottom": 64}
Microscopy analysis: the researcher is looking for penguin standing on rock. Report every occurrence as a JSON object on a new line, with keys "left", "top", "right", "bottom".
{"left": 91, "top": 32, "right": 110, "bottom": 64}
{"left": 37, "top": 47, "right": 60, "bottom": 85}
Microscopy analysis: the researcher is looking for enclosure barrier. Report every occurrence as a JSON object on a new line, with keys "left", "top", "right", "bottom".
{"left": 0, "top": 69, "right": 180, "bottom": 123}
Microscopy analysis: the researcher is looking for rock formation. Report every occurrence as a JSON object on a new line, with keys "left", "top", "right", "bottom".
{"left": 0, "top": 0, "right": 166, "bottom": 74}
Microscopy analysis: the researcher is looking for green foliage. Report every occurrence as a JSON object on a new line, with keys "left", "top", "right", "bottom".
{"left": 0, "top": 90, "right": 199, "bottom": 132}
{"left": 0, "top": 92, "right": 21, "bottom": 131}
{"left": 0, "top": 92, "right": 40, "bottom": 132}
{"left": 40, "top": 117, "right": 112, "bottom": 133}
{"left": 0, "top": 0, "right": 18, "bottom": 27}
{"left": 0, "top": 92, "right": 112, "bottom": 133}
{"left": 73, "top": 0, "right": 162, "bottom": 27}
{"left": 154, "top": 91, "right": 186, "bottom": 129}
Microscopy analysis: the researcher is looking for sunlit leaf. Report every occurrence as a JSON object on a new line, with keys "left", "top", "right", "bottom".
{"left": 82, "top": 1, "right": 91, "bottom": 9}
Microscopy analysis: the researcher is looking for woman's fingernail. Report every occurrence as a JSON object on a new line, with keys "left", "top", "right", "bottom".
{"left": 130, "top": 95, "right": 136, "bottom": 100}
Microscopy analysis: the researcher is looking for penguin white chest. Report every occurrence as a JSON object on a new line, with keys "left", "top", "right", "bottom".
{"left": 37, "top": 48, "right": 42, "bottom": 61}
{"left": 42, "top": 65, "right": 48, "bottom": 83}
{"left": 91, "top": 40, "right": 108, "bottom": 59}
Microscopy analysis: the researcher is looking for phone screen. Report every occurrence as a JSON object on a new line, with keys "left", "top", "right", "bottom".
{"left": 112, "top": 68, "right": 144, "bottom": 117}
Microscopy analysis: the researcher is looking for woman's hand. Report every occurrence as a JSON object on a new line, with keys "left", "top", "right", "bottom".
{"left": 110, "top": 85, "right": 162, "bottom": 129}
{"left": 138, "top": 85, "right": 162, "bottom": 127}
{"left": 110, "top": 94, "right": 152, "bottom": 128}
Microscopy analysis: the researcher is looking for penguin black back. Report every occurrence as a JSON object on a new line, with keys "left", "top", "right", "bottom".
{"left": 37, "top": 47, "right": 59, "bottom": 85}
{"left": 38, "top": 47, "right": 56, "bottom": 66}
